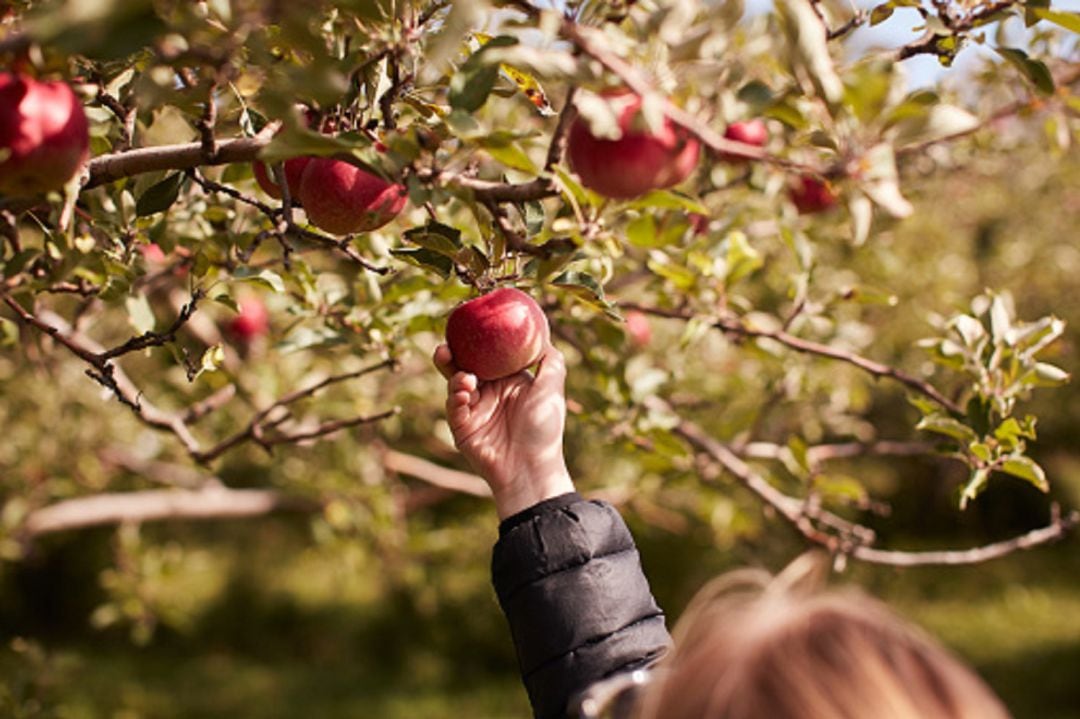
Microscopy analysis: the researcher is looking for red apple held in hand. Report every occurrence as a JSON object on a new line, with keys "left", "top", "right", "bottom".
{"left": 718, "top": 119, "right": 768, "bottom": 163}
{"left": 253, "top": 157, "right": 312, "bottom": 202}
{"left": 297, "top": 158, "right": 406, "bottom": 235}
{"left": 789, "top": 175, "right": 839, "bottom": 215}
{"left": 0, "top": 73, "right": 89, "bottom": 197}
{"left": 227, "top": 296, "right": 270, "bottom": 342}
{"left": 445, "top": 287, "right": 550, "bottom": 381}
{"left": 567, "top": 90, "right": 700, "bottom": 199}
{"left": 624, "top": 310, "right": 652, "bottom": 348}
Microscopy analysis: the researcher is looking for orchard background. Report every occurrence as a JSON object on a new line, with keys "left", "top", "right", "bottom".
{"left": 2, "top": 0, "right": 1079, "bottom": 716}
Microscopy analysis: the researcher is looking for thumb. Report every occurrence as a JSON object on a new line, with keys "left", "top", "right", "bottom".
{"left": 532, "top": 343, "right": 567, "bottom": 395}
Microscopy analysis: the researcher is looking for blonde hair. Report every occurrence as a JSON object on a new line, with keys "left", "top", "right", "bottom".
{"left": 635, "top": 553, "right": 1011, "bottom": 719}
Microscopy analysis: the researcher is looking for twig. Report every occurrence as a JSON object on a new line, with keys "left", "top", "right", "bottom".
{"left": 668, "top": 402, "right": 1077, "bottom": 567}
{"left": 187, "top": 168, "right": 277, "bottom": 216}
{"left": 98, "top": 290, "right": 204, "bottom": 361}
{"left": 192, "top": 360, "right": 398, "bottom": 463}
{"left": 740, "top": 439, "right": 937, "bottom": 468}
{"left": 850, "top": 508, "right": 1079, "bottom": 566}
{"left": 382, "top": 448, "right": 491, "bottom": 497}
{"left": 620, "top": 301, "right": 963, "bottom": 415}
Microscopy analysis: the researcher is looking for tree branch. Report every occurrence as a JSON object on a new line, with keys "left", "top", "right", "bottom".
{"left": 381, "top": 448, "right": 490, "bottom": 497}
{"left": 85, "top": 123, "right": 278, "bottom": 190}
{"left": 191, "top": 360, "right": 398, "bottom": 463}
{"left": 22, "top": 486, "right": 319, "bottom": 538}
{"left": 621, "top": 301, "right": 963, "bottom": 415}
{"left": 665, "top": 401, "right": 1076, "bottom": 567}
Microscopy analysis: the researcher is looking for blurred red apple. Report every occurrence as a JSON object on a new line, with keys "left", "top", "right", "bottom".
{"left": 624, "top": 310, "right": 652, "bottom": 348}
{"left": 688, "top": 213, "right": 710, "bottom": 236}
{"left": 445, "top": 287, "right": 550, "bottom": 381}
{"left": 0, "top": 73, "right": 89, "bottom": 196}
{"left": 718, "top": 119, "right": 768, "bottom": 163}
{"left": 567, "top": 90, "right": 700, "bottom": 199}
{"left": 789, "top": 176, "right": 838, "bottom": 215}
{"left": 227, "top": 296, "right": 270, "bottom": 341}
{"left": 297, "top": 158, "right": 406, "bottom": 235}
{"left": 253, "top": 157, "right": 312, "bottom": 202}
{"left": 139, "top": 243, "right": 167, "bottom": 264}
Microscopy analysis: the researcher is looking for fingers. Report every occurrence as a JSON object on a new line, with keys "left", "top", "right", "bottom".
{"left": 433, "top": 343, "right": 457, "bottom": 380}
{"left": 446, "top": 371, "right": 479, "bottom": 426}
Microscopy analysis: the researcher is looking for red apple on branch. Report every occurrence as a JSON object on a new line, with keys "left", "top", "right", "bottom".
{"left": 445, "top": 287, "right": 550, "bottom": 381}
{"left": 567, "top": 90, "right": 700, "bottom": 199}
{"left": 226, "top": 296, "right": 270, "bottom": 342}
{"left": 624, "top": 310, "right": 652, "bottom": 348}
{"left": 789, "top": 175, "right": 839, "bottom": 215}
{"left": 253, "top": 157, "right": 312, "bottom": 202}
{"left": 718, "top": 119, "right": 768, "bottom": 163}
{"left": 297, "top": 158, "right": 407, "bottom": 235}
{"left": 0, "top": 73, "right": 89, "bottom": 196}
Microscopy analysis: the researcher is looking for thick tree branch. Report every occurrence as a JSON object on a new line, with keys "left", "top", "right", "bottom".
{"left": 85, "top": 128, "right": 277, "bottom": 190}
{"left": 22, "top": 487, "right": 319, "bottom": 537}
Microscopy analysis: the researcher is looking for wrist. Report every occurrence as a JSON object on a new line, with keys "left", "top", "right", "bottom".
{"left": 490, "top": 462, "right": 575, "bottom": 520}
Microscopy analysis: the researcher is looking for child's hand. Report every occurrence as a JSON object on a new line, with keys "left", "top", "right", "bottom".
{"left": 434, "top": 342, "right": 574, "bottom": 519}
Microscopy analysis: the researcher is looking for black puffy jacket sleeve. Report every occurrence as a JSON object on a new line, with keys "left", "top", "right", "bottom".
{"left": 491, "top": 492, "right": 671, "bottom": 719}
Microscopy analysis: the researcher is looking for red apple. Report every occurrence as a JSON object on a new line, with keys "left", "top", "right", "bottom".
{"left": 688, "top": 213, "right": 710, "bottom": 236}
{"left": 253, "top": 157, "right": 312, "bottom": 202}
{"left": 567, "top": 90, "right": 700, "bottom": 199}
{"left": 139, "top": 243, "right": 166, "bottom": 264}
{"left": 297, "top": 158, "right": 406, "bottom": 235}
{"left": 445, "top": 287, "right": 550, "bottom": 381}
{"left": 0, "top": 73, "right": 89, "bottom": 196}
{"left": 624, "top": 310, "right": 652, "bottom": 348}
{"left": 718, "top": 119, "right": 768, "bottom": 163}
{"left": 789, "top": 175, "right": 838, "bottom": 215}
{"left": 227, "top": 296, "right": 270, "bottom": 341}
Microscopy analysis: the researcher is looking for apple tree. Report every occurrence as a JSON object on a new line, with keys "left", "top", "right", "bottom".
{"left": 1, "top": 0, "right": 1078, "bottom": 672}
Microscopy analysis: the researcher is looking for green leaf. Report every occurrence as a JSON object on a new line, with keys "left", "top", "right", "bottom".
{"left": 1030, "top": 7, "right": 1080, "bottom": 33}
{"left": 996, "top": 47, "right": 1055, "bottom": 95}
{"left": 124, "top": 294, "right": 156, "bottom": 335}
{"left": 551, "top": 271, "right": 607, "bottom": 304}
{"left": 1031, "top": 362, "right": 1071, "bottom": 386}
{"left": 870, "top": 3, "right": 893, "bottom": 25}
{"left": 403, "top": 222, "right": 464, "bottom": 257}
{"left": 0, "top": 317, "right": 18, "bottom": 347}
{"left": 193, "top": 344, "right": 225, "bottom": 380}
{"left": 916, "top": 414, "right": 979, "bottom": 444}
{"left": 960, "top": 467, "right": 990, "bottom": 509}
{"left": 994, "top": 416, "right": 1037, "bottom": 449}
{"left": 626, "top": 215, "right": 658, "bottom": 248}
{"left": 627, "top": 190, "right": 708, "bottom": 215}
{"left": 449, "top": 63, "right": 500, "bottom": 113}
{"left": 234, "top": 268, "right": 286, "bottom": 293}
{"left": 449, "top": 35, "right": 517, "bottom": 113}
{"left": 390, "top": 248, "right": 453, "bottom": 279}
{"left": 135, "top": 173, "right": 184, "bottom": 217}
{"left": 724, "top": 231, "right": 763, "bottom": 284}
{"left": 1000, "top": 456, "right": 1049, "bottom": 492}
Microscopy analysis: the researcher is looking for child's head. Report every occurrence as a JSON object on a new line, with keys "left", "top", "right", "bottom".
{"left": 634, "top": 554, "right": 1010, "bottom": 719}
